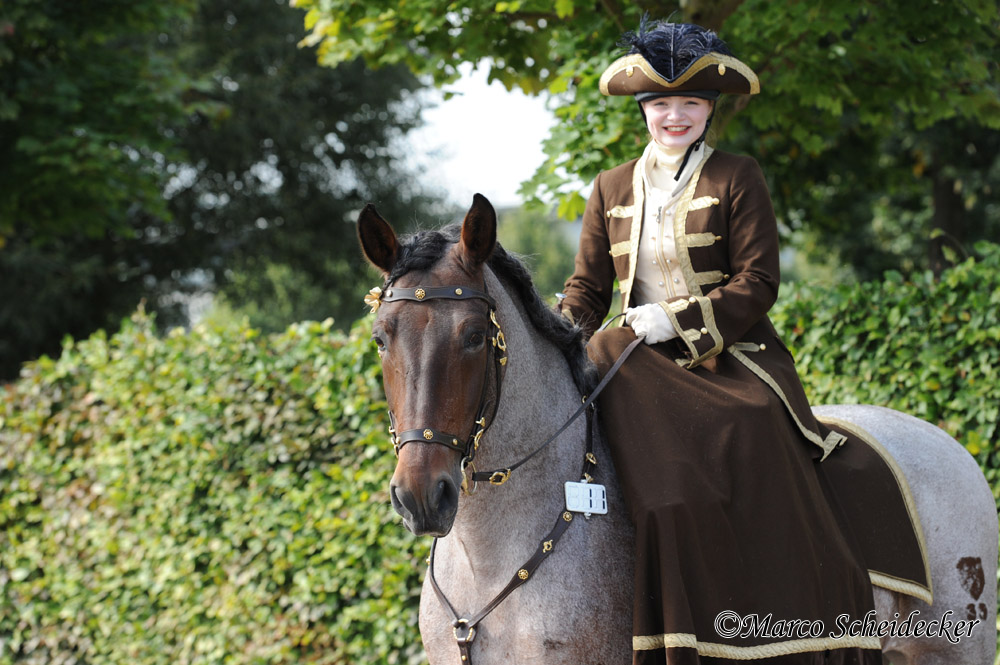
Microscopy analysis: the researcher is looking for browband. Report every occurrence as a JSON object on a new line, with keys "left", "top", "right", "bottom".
{"left": 381, "top": 285, "right": 496, "bottom": 308}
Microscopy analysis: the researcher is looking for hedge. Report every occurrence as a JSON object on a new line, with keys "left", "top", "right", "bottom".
{"left": 1, "top": 312, "right": 427, "bottom": 665}
{"left": 2, "top": 243, "right": 998, "bottom": 664}
{"left": 772, "top": 241, "right": 1000, "bottom": 496}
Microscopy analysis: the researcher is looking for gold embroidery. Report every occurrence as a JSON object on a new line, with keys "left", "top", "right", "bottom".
{"left": 695, "top": 270, "right": 725, "bottom": 285}
{"left": 607, "top": 205, "right": 634, "bottom": 219}
{"left": 600, "top": 53, "right": 761, "bottom": 95}
{"left": 728, "top": 348, "right": 847, "bottom": 458}
{"left": 610, "top": 241, "right": 630, "bottom": 257}
{"left": 684, "top": 232, "right": 720, "bottom": 248}
{"left": 672, "top": 147, "right": 713, "bottom": 300}
{"left": 633, "top": 632, "right": 881, "bottom": 656}
{"left": 622, "top": 161, "right": 645, "bottom": 312}
{"left": 819, "top": 416, "right": 933, "bottom": 604}
{"left": 688, "top": 196, "right": 720, "bottom": 211}
{"left": 661, "top": 299, "right": 690, "bottom": 314}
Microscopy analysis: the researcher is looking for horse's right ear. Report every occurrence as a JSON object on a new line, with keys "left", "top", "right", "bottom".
{"left": 358, "top": 204, "right": 399, "bottom": 277}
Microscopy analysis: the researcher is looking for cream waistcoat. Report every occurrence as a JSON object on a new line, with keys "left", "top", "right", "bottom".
{"left": 632, "top": 141, "right": 707, "bottom": 305}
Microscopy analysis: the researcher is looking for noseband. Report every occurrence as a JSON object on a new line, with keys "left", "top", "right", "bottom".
{"left": 379, "top": 283, "right": 507, "bottom": 493}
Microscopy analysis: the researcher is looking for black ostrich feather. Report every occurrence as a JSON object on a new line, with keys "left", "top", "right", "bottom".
{"left": 618, "top": 16, "right": 732, "bottom": 81}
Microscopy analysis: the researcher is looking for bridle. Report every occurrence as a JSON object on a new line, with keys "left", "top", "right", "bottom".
{"left": 369, "top": 277, "right": 641, "bottom": 665}
{"left": 377, "top": 282, "right": 507, "bottom": 494}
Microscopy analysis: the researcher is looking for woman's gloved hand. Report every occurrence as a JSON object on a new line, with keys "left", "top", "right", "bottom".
{"left": 624, "top": 303, "right": 678, "bottom": 344}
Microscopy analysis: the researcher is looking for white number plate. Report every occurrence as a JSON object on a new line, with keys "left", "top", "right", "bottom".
{"left": 564, "top": 481, "right": 608, "bottom": 515}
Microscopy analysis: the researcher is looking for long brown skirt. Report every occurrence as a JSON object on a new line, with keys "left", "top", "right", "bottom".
{"left": 588, "top": 327, "right": 883, "bottom": 665}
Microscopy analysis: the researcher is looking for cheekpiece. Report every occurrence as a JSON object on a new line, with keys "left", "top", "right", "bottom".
{"left": 599, "top": 20, "right": 759, "bottom": 98}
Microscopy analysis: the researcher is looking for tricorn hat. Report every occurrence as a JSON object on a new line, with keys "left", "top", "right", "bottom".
{"left": 599, "top": 20, "right": 759, "bottom": 98}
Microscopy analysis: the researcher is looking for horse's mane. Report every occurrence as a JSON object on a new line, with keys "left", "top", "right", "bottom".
{"left": 385, "top": 225, "right": 599, "bottom": 396}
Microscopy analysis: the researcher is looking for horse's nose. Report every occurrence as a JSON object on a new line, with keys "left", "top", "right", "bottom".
{"left": 390, "top": 471, "right": 459, "bottom": 536}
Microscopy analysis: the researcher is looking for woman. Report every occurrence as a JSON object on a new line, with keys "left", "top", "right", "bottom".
{"left": 559, "top": 20, "right": 884, "bottom": 664}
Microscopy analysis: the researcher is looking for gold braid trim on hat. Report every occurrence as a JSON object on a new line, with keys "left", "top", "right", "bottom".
{"left": 599, "top": 52, "right": 760, "bottom": 96}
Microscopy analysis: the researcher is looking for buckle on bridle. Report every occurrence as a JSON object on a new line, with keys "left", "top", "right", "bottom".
{"left": 460, "top": 457, "right": 478, "bottom": 496}
{"left": 453, "top": 619, "right": 476, "bottom": 643}
{"left": 489, "top": 469, "right": 512, "bottom": 486}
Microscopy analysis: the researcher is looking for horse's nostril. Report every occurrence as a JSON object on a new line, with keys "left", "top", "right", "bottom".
{"left": 391, "top": 484, "right": 417, "bottom": 521}
{"left": 433, "top": 476, "right": 458, "bottom": 518}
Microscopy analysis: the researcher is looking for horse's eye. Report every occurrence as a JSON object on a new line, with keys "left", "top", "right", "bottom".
{"left": 466, "top": 331, "right": 485, "bottom": 349}
{"left": 372, "top": 335, "right": 386, "bottom": 355}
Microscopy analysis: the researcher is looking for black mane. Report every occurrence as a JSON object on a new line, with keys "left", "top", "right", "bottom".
{"left": 385, "top": 225, "right": 598, "bottom": 396}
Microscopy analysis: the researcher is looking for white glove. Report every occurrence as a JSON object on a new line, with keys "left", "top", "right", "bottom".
{"left": 624, "top": 303, "right": 678, "bottom": 345}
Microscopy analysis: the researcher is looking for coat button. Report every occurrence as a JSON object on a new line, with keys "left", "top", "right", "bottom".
{"left": 760, "top": 344, "right": 767, "bottom": 351}
{"left": 673, "top": 278, "right": 680, "bottom": 283}
{"left": 689, "top": 297, "right": 697, "bottom": 303}
{"left": 700, "top": 327, "right": 709, "bottom": 335}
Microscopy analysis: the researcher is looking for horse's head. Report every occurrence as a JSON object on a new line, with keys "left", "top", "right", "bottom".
{"left": 358, "top": 194, "right": 502, "bottom": 536}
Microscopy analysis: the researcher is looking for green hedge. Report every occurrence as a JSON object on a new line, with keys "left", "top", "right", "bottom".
{"left": 771, "top": 241, "right": 1000, "bottom": 498}
{"left": 1, "top": 312, "right": 428, "bottom": 665}
{"left": 2, "top": 244, "right": 998, "bottom": 664}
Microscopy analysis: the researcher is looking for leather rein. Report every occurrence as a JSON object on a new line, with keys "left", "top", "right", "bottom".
{"left": 373, "top": 280, "right": 641, "bottom": 664}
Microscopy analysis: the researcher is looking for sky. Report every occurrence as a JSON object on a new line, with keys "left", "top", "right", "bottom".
{"left": 408, "top": 64, "right": 555, "bottom": 210}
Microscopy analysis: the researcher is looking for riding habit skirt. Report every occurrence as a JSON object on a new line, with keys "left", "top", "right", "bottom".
{"left": 588, "top": 326, "right": 884, "bottom": 665}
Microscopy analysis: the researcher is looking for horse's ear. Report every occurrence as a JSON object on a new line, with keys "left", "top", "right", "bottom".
{"left": 357, "top": 204, "right": 399, "bottom": 276}
{"left": 458, "top": 193, "right": 496, "bottom": 269}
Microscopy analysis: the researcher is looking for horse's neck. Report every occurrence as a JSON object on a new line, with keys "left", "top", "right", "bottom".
{"left": 445, "top": 281, "right": 587, "bottom": 573}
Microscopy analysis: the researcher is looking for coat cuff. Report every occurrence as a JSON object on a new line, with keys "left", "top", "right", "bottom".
{"left": 659, "top": 296, "right": 724, "bottom": 368}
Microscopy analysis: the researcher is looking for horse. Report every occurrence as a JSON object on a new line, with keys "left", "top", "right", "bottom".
{"left": 357, "top": 194, "right": 998, "bottom": 665}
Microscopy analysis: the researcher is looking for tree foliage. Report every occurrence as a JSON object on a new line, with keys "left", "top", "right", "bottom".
{"left": 0, "top": 0, "right": 448, "bottom": 380}
{"left": 297, "top": 0, "right": 1000, "bottom": 275}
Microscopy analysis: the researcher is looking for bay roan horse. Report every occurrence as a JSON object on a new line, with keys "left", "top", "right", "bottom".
{"left": 358, "top": 194, "right": 997, "bottom": 665}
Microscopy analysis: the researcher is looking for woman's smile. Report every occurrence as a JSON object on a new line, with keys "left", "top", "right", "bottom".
{"left": 642, "top": 96, "right": 712, "bottom": 149}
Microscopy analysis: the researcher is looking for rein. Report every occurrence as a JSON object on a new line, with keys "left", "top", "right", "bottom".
{"left": 373, "top": 279, "right": 641, "bottom": 665}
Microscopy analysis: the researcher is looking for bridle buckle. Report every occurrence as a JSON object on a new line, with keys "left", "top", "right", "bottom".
{"left": 489, "top": 469, "right": 512, "bottom": 486}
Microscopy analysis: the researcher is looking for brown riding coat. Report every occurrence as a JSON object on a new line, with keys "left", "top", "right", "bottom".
{"left": 561, "top": 147, "right": 846, "bottom": 461}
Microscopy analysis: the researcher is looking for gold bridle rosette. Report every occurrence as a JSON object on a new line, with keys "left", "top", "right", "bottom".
{"left": 364, "top": 286, "right": 383, "bottom": 313}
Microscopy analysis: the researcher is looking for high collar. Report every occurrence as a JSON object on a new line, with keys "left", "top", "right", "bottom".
{"left": 641, "top": 140, "right": 706, "bottom": 198}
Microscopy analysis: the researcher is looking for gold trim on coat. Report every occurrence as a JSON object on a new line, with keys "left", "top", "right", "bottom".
{"left": 633, "top": 632, "right": 881, "bottom": 657}
{"left": 610, "top": 241, "right": 631, "bottom": 257}
{"left": 607, "top": 205, "right": 634, "bottom": 218}
{"left": 672, "top": 147, "right": 714, "bottom": 300}
{"left": 695, "top": 270, "right": 726, "bottom": 285}
{"left": 728, "top": 347, "right": 846, "bottom": 458}
{"left": 684, "top": 232, "right": 722, "bottom": 248}
{"left": 624, "top": 160, "right": 646, "bottom": 311}
{"left": 689, "top": 196, "right": 721, "bottom": 211}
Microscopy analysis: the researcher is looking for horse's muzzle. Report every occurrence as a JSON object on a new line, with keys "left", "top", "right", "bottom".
{"left": 390, "top": 471, "right": 460, "bottom": 537}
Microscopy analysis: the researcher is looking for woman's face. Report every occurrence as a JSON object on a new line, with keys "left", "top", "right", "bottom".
{"left": 642, "top": 96, "right": 713, "bottom": 149}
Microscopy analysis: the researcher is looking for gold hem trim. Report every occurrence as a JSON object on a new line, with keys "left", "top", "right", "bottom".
{"left": 819, "top": 416, "right": 933, "bottom": 604}
{"left": 607, "top": 204, "right": 633, "bottom": 219}
{"left": 633, "top": 632, "right": 881, "bottom": 658}
{"left": 600, "top": 53, "right": 761, "bottom": 96}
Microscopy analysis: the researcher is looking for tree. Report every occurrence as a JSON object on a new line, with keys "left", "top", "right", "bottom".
{"left": 295, "top": 0, "right": 1000, "bottom": 276}
{"left": 0, "top": 0, "right": 448, "bottom": 380}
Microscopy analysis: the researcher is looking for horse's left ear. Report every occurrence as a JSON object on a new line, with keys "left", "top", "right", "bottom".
{"left": 459, "top": 193, "right": 497, "bottom": 269}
